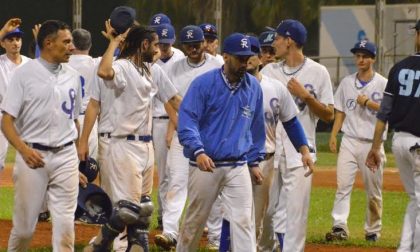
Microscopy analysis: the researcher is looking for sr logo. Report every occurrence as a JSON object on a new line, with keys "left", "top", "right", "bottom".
{"left": 295, "top": 84, "right": 317, "bottom": 111}
{"left": 346, "top": 99, "right": 356, "bottom": 110}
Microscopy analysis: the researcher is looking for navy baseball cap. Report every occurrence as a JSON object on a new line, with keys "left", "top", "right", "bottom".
{"left": 248, "top": 35, "right": 261, "bottom": 54}
{"left": 2, "top": 28, "right": 23, "bottom": 41}
{"left": 110, "top": 6, "right": 136, "bottom": 35}
{"left": 350, "top": 40, "right": 377, "bottom": 57}
{"left": 149, "top": 13, "right": 171, "bottom": 26}
{"left": 180, "top": 25, "right": 204, "bottom": 44}
{"left": 155, "top": 23, "right": 176, "bottom": 44}
{"left": 223, "top": 33, "right": 255, "bottom": 56}
{"left": 200, "top": 23, "right": 218, "bottom": 39}
{"left": 259, "top": 31, "right": 275, "bottom": 47}
{"left": 276, "top": 19, "right": 307, "bottom": 46}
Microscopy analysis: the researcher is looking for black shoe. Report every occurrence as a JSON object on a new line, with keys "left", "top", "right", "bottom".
{"left": 325, "top": 227, "right": 348, "bottom": 241}
{"left": 38, "top": 211, "right": 50, "bottom": 222}
{"left": 157, "top": 218, "right": 163, "bottom": 231}
{"left": 365, "top": 233, "right": 378, "bottom": 242}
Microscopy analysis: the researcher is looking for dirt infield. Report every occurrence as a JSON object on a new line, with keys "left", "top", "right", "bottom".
{"left": 0, "top": 164, "right": 403, "bottom": 251}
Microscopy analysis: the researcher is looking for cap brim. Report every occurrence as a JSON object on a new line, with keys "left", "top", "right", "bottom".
{"left": 225, "top": 51, "right": 255, "bottom": 56}
{"left": 2, "top": 31, "right": 23, "bottom": 40}
{"left": 181, "top": 39, "right": 204, "bottom": 44}
{"left": 159, "top": 38, "right": 175, "bottom": 44}
{"left": 204, "top": 34, "right": 218, "bottom": 39}
{"left": 350, "top": 48, "right": 375, "bottom": 57}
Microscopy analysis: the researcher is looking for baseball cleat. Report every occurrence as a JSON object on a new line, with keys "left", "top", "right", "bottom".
{"left": 325, "top": 227, "right": 348, "bottom": 241}
{"left": 365, "top": 233, "right": 378, "bottom": 242}
{"left": 38, "top": 211, "right": 50, "bottom": 222}
{"left": 154, "top": 233, "right": 176, "bottom": 250}
{"left": 205, "top": 241, "right": 219, "bottom": 251}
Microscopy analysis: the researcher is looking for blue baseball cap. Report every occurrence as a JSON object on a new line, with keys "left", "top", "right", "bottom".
{"left": 223, "top": 33, "right": 255, "bottom": 56}
{"left": 155, "top": 23, "right": 176, "bottom": 44}
{"left": 180, "top": 25, "right": 204, "bottom": 44}
{"left": 200, "top": 23, "right": 218, "bottom": 39}
{"left": 259, "top": 31, "right": 275, "bottom": 47}
{"left": 248, "top": 35, "right": 261, "bottom": 54}
{"left": 350, "top": 40, "right": 377, "bottom": 57}
{"left": 149, "top": 13, "right": 171, "bottom": 26}
{"left": 276, "top": 19, "right": 307, "bottom": 46}
{"left": 110, "top": 6, "right": 136, "bottom": 35}
{"left": 2, "top": 28, "right": 23, "bottom": 41}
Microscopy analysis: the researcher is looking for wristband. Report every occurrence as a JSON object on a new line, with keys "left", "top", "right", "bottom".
{"left": 363, "top": 99, "right": 369, "bottom": 107}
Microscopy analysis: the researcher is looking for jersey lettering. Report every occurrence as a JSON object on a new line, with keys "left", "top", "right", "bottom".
{"left": 80, "top": 76, "right": 85, "bottom": 98}
{"left": 398, "top": 69, "right": 420, "bottom": 97}
{"left": 264, "top": 98, "right": 280, "bottom": 126}
{"left": 62, "top": 88, "right": 76, "bottom": 119}
{"left": 295, "top": 83, "right": 317, "bottom": 111}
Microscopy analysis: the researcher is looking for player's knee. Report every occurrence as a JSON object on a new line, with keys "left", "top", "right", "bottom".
{"left": 13, "top": 229, "right": 35, "bottom": 241}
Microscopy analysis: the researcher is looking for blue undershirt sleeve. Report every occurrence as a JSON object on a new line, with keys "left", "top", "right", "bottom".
{"left": 282, "top": 116, "right": 308, "bottom": 152}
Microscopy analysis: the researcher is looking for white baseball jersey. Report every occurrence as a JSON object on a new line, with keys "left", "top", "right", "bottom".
{"left": 215, "top": 54, "right": 224, "bottom": 65}
{"left": 153, "top": 49, "right": 185, "bottom": 117}
{"left": 167, "top": 53, "right": 222, "bottom": 97}
{"left": 68, "top": 54, "right": 97, "bottom": 113}
{"left": 105, "top": 60, "right": 177, "bottom": 136}
{"left": 1, "top": 58, "right": 82, "bottom": 146}
{"left": 0, "top": 54, "right": 31, "bottom": 105}
{"left": 260, "top": 74, "right": 298, "bottom": 153}
{"left": 261, "top": 58, "right": 334, "bottom": 168}
{"left": 334, "top": 72, "right": 387, "bottom": 140}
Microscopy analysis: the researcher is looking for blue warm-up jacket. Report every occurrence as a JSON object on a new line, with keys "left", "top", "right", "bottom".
{"left": 177, "top": 68, "right": 266, "bottom": 167}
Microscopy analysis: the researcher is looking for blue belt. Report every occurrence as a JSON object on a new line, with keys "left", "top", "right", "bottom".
{"left": 27, "top": 141, "right": 74, "bottom": 152}
{"left": 153, "top": 116, "right": 169, "bottom": 119}
{"left": 126, "top": 135, "right": 152, "bottom": 142}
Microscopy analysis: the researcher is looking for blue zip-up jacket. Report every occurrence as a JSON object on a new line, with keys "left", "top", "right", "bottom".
{"left": 178, "top": 68, "right": 266, "bottom": 167}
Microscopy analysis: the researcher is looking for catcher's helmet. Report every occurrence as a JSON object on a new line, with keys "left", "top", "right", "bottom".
{"left": 79, "top": 157, "right": 99, "bottom": 183}
{"left": 75, "top": 183, "right": 112, "bottom": 224}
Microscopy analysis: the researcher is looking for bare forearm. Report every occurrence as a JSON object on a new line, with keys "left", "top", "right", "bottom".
{"left": 164, "top": 102, "right": 178, "bottom": 127}
{"left": 303, "top": 96, "right": 334, "bottom": 122}
{"left": 366, "top": 100, "right": 380, "bottom": 111}
{"left": 168, "top": 94, "right": 182, "bottom": 112}
{"left": 371, "top": 120, "right": 386, "bottom": 150}
{"left": 330, "top": 110, "right": 345, "bottom": 137}
{"left": 97, "top": 42, "right": 118, "bottom": 80}
{"left": 1, "top": 114, "right": 28, "bottom": 154}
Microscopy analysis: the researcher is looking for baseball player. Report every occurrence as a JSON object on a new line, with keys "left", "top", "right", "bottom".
{"left": 200, "top": 23, "right": 224, "bottom": 64}
{"left": 260, "top": 19, "right": 334, "bottom": 252}
{"left": 2, "top": 20, "right": 82, "bottom": 252}
{"left": 68, "top": 28, "right": 98, "bottom": 159}
{"left": 152, "top": 22, "right": 185, "bottom": 230}
{"left": 175, "top": 32, "right": 265, "bottom": 252}
{"left": 258, "top": 30, "right": 276, "bottom": 66}
{"left": 148, "top": 13, "right": 184, "bottom": 58}
{"left": 0, "top": 19, "right": 30, "bottom": 171}
{"left": 84, "top": 21, "right": 181, "bottom": 252}
{"left": 241, "top": 35, "right": 314, "bottom": 250}
{"left": 326, "top": 40, "right": 387, "bottom": 242}
{"left": 154, "top": 25, "right": 222, "bottom": 250}
{"left": 366, "top": 20, "right": 420, "bottom": 251}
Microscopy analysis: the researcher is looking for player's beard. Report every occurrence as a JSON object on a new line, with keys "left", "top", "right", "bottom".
{"left": 246, "top": 66, "right": 258, "bottom": 76}
{"left": 142, "top": 50, "right": 154, "bottom": 63}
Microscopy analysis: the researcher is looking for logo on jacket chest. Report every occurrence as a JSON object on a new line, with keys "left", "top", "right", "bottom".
{"left": 241, "top": 105, "right": 253, "bottom": 119}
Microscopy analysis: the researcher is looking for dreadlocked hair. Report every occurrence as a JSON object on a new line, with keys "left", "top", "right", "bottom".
{"left": 118, "top": 25, "right": 156, "bottom": 77}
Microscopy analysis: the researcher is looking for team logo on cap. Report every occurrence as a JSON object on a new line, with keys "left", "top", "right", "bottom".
{"left": 285, "top": 31, "right": 291, "bottom": 36}
{"left": 241, "top": 38, "right": 249, "bottom": 48}
{"left": 186, "top": 30, "right": 194, "bottom": 39}
{"left": 264, "top": 33, "right": 274, "bottom": 43}
{"left": 205, "top": 25, "right": 212, "bottom": 31}
{"left": 154, "top": 16, "right": 162, "bottom": 24}
{"left": 359, "top": 40, "right": 367, "bottom": 48}
{"left": 162, "top": 29, "right": 168, "bottom": 37}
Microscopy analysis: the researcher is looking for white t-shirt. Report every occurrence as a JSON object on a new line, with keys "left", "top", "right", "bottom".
{"left": 334, "top": 72, "right": 387, "bottom": 140}
{"left": 68, "top": 54, "right": 97, "bottom": 113}
{"left": 0, "top": 54, "right": 31, "bottom": 105}
{"left": 104, "top": 60, "right": 177, "bottom": 136}
{"left": 168, "top": 53, "right": 222, "bottom": 97}
{"left": 215, "top": 54, "right": 224, "bottom": 65}
{"left": 1, "top": 58, "right": 82, "bottom": 146}
{"left": 261, "top": 58, "right": 334, "bottom": 168}
{"left": 260, "top": 74, "right": 298, "bottom": 153}
{"left": 153, "top": 48, "right": 185, "bottom": 117}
